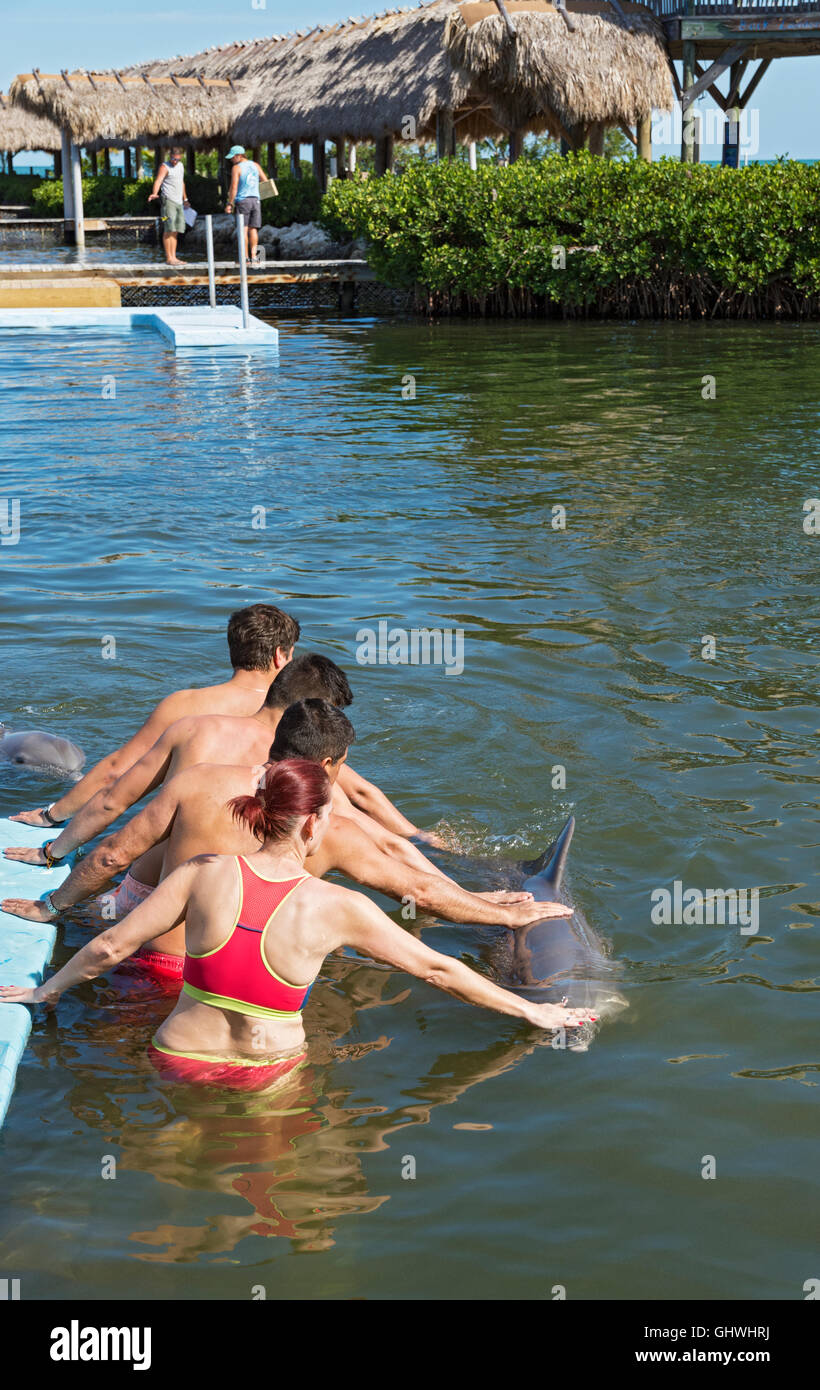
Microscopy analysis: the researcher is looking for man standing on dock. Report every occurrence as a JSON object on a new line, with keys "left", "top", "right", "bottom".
{"left": 148, "top": 147, "right": 190, "bottom": 266}
{"left": 224, "top": 145, "right": 267, "bottom": 264}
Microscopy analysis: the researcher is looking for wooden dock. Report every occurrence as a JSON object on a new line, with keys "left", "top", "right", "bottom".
{"left": 0, "top": 259, "right": 374, "bottom": 288}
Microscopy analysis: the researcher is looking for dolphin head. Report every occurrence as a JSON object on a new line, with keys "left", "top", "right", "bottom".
{"left": 0, "top": 728, "right": 85, "bottom": 776}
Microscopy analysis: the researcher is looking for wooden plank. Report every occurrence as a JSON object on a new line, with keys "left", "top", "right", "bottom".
{"left": 15, "top": 71, "right": 235, "bottom": 88}
{"left": 681, "top": 17, "right": 820, "bottom": 41}
{"left": 739, "top": 57, "right": 772, "bottom": 108}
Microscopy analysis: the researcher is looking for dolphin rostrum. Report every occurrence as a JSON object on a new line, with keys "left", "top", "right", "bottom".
{"left": 0, "top": 724, "right": 85, "bottom": 776}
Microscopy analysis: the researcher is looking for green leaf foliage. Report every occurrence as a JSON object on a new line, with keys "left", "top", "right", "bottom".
{"left": 321, "top": 155, "right": 820, "bottom": 317}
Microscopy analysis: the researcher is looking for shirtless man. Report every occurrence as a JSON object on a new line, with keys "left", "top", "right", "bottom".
{"left": 5, "top": 655, "right": 442, "bottom": 893}
{"left": 10, "top": 603, "right": 299, "bottom": 829}
{"left": 1, "top": 701, "right": 568, "bottom": 976}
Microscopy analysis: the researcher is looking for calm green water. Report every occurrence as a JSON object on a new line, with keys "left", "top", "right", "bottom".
{"left": 0, "top": 317, "right": 818, "bottom": 1300}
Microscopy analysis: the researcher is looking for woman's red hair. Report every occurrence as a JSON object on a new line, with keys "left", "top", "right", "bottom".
{"left": 228, "top": 757, "right": 331, "bottom": 844}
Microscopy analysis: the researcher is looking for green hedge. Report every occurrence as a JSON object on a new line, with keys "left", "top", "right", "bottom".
{"left": 321, "top": 155, "right": 820, "bottom": 318}
{"left": 0, "top": 172, "right": 45, "bottom": 204}
{"left": 22, "top": 167, "right": 321, "bottom": 225}
{"left": 262, "top": 167, "right": 323, "bottom": 227}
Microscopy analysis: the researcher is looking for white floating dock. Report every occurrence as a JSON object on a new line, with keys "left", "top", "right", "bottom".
{"left": 0, "top": 306, "right": 279, "bottom": 351}
{"left": 0, "top": 819, "right": 73, "bottom": 1126}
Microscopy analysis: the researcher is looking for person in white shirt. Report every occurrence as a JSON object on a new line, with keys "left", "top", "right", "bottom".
{"left": 148, "top": 147, "right": 190, "bottom": 266}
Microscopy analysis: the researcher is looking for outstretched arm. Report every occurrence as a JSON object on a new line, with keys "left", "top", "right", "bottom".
{"left": 10, "top": 690, "right": 189, "bottom": 826}
{"left": 0, "top": 861, "right": 199, "bottom": 1006}
{"left": 0, "top": 781, "right": 181, "bottom": 921}
{"left": 336, "top": 763, "right": 420, "bottom": 837}
{"left": 6, "top": 723, "right": 182, "bottom": 863}
{"left": 312, "top": 818, "right": 569, "bottom": 929}
{"left": 331, "top": 891, "right": 594, "bottom": 1031}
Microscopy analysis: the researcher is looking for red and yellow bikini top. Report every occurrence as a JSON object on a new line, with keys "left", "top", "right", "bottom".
{"left": 182, "top": 856, "right": 314, "bottom": 1019}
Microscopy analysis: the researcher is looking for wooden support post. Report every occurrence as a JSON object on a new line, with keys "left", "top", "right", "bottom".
{"left": 637, "top": 114, "right": 652, "bottom": 161}
{"left": 103, "top": 147, "right": 111, "bottom": 175}
{"left": 348, "top": 143, "right": 357, "bottom": 174}
{"left": 682, "top": 41, "right": 696, "bottom": 162}
{"left": 312, "top": 140, "right": 326, "bottom": 192}
{"left": 267, "top": 144, "right": 277, "bottom": 177}
{"left": 339, "top": 279, "right": 356, "bottom": 313}
{"left": 135, "top": 146, "right": 145, "bottom": 178}
{"left": 70, "top": 141, "right": 84, "bottom": 246}
{"left": 468, "top": 140, "right": 477, "bottom": 170}
{"left": 60, "top": 129, "right": 74, "bottom": 233}
{"left": 560, "top": 124, "right": 585, "bottom": 156}
{"left": 251, "top": 146, "right": 261, "bottom": 163}
{"left": 54, "top": 148, "right": 62, "bottom": 178}
{"left": 374, "top": 135, "right": 394, "bottom": 176}
{"left": 334, "top": 137, "right": 346, "bottom": 178}
{"left": 152, "top": 146, "right": 162, "bottom": 177}
{"left": 722, "top": 61, "right": 741, "bottom": 168}
{"left": 218, "top": 143, "right": 228, "bottom": 199}
{"left": 123, "top": 146, "right": 132, "bottom": 179}
{"left": 587, "top": 122, "right": 605, "bottom": 156}
{"left": 508, "top": 128, "right": 525, "bottom": 162}
{"left": 186, "top": 146, "right": 196, "bottom": 178}
{"left": 290, "top": 142, "right": 302, "bottom": 178}
{"left": 436, "top": 110, "right": 455, "bottom": 160}
{"left": 87, "top": 149, "right": 97, "bottom": 176}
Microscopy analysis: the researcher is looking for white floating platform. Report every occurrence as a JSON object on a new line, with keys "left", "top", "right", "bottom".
{"left": 0, "top": 819, "right": 73, "bottom": 1127}
{"left": 0, "top": 306, "right": 279, "bottom": 351}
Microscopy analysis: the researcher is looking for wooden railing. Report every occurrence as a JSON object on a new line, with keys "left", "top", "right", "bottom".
{"left": 644, "top": 0, "right": 820, "bottom": 15}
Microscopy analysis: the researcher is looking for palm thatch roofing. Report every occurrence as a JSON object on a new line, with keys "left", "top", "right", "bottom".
{"left": 135, "top": 0, "right": 672, "bottom": 146}
{"left": 9, "top": 68, "right": 243, "bottom": 147}
{"left": 9, "top": 1, "right": 672, "bottom": 152}
{"left": 0, "top": 91, "right": 61, "bottom": 153}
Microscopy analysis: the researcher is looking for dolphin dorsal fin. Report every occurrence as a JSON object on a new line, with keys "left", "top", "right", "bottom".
{"left": 519, "top": 814, "right": 575, "bottom": 891}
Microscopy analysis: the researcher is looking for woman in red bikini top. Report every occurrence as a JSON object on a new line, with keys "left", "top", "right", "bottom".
{"left": 0, "top": 760, "right": 596, "bottom": 1092}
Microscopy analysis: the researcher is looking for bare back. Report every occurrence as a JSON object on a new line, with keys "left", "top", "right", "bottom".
{"left": 129, "top": 715, "right": 275, "bottom": 887}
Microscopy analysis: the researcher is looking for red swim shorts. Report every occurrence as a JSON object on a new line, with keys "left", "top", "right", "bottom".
{"left": 148, "top": 1042, "right": 307, "bottom": 1093}
{"left": 130, "top": 946, "right": 185, "bottom": 981}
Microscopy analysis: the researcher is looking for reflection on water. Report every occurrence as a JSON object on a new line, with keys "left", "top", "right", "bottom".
{"left": 1, "top": 319, "right": 818, "bottom": 1298}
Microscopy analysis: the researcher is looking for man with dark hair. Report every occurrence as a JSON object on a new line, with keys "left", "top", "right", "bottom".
{"left": 270, "top": 699, "right": 354, "bottom": 764}
{"left": 227, "top": 604, "right": 300, "bottom": 673}
{"left": 3, "top": 703, "right": 566, "bottom": 973}
{"left": 264, "top": 653, "right": 352, "bottom": 711}
{"left": 10, "top": 603, "right": 299, "bottom": 830}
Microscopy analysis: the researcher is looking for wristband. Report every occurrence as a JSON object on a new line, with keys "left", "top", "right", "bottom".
{"left": 43, "top": 840, "right": 62, "bottom": 868}
{"left": 43, "top": 803, "right": 65, "bottom": 826}
{"left": 42, "top": 892, "right": 60, "bottom": 917}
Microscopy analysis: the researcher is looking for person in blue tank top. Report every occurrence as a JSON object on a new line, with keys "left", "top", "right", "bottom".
{"left": 225, "top": 145, "right": 272, "bottom": 263}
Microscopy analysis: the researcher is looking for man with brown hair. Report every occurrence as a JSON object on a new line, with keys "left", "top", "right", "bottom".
{"left": 10, "top": 603, "right": 299, "bottom": 830}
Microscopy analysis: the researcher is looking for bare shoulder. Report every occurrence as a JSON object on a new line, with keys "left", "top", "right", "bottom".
{"left": 157, "top": 682, "right": 232, "bottom": 719}
{"left": 300, "top": 873, "right": 362, "bottom": 919}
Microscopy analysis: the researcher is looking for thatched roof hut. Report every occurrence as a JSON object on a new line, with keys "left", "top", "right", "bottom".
{"left": 134, "top": 0, "right": 672, "bottom": 147}
{"left": 9, "top": 67, "right": 243, "bottom": 148}
{"left": 0, "top": 91, "right": 61, "bottom": 153}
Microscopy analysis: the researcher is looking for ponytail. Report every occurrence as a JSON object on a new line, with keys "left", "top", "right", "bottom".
{"left": 229, "top": 757, "right": 331, "bottom": 845}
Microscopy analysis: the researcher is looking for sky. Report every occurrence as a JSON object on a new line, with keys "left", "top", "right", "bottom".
{"left": 3, "top": 0, "right": 819, "bottom": 162}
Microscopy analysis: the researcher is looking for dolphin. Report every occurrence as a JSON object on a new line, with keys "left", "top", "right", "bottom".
{"left": 488, "top": 815, "right": 627, "bottom": 1049}
{"left": 0, "top": 724, "right": 85, "bottom": 776}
